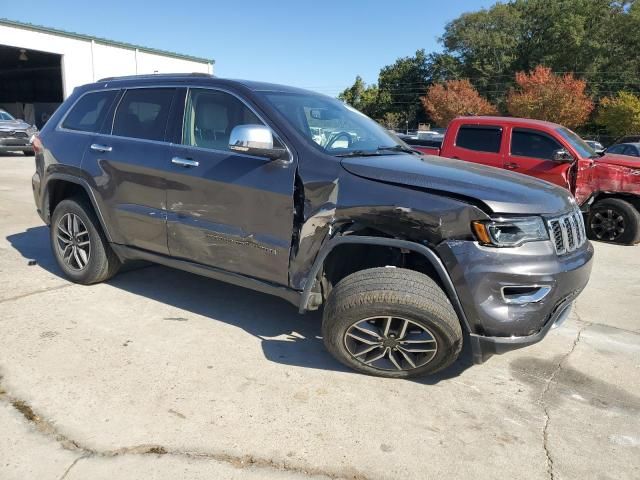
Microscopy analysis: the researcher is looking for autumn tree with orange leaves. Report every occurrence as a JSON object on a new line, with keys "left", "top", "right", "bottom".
{"left": 506, "top": 66, "right": 593, "bottom": 128}
{"left": 421, "top": 80, "right": 497, "bottom": 127}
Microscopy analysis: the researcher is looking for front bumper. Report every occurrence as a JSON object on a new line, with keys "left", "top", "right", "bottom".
{"left": 0, "top": 136, "right": 34, "bottom": 151}
{"left": 437, "top": 239, "right": 593, "bottom": 363}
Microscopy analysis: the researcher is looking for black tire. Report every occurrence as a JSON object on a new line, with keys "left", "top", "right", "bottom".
{"left": 322, "top": 267, "right": 463, "bottom": 379}
{"left": 50, "top": 197, "right": 121, "bottom": 284}
{"left": 587, "top": 198, "right": 640, "bottom": 245}
{"left": 23, "top": 149, "right": 34, "bottom": 156}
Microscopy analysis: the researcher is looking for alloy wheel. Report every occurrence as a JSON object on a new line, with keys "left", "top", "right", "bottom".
{"left": 590, "top": 208, "right": 625, "bottom": 241}
{"left": 56, "top": 213, "right": 91, "bottom": 270}
{"left": 343, "top": 316, "right": 438, "bottom": 372}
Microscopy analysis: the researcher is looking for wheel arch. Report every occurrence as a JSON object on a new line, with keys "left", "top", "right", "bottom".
{"left": 589, "top": 191, "right": 640, "bottom": 212}
{"left": 298, "top": 235, "right": 472, "bottom": 332}
{"left": 44, "top": 174, "right": 114, "bottom": 243}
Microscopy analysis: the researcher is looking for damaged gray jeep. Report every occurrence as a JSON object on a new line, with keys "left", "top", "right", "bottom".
{"left": 32, "top": 74, "right": 593, "bottom": 378}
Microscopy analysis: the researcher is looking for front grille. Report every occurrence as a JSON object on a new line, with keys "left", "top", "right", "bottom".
{"left": 547, "top": 208, "right": 587, "bottom": 255}
{"left": 0, "top": 131, "right": 28, "bottom": 138}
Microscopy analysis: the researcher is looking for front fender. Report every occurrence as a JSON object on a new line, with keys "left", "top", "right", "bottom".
{"left": 298, "top": 235, "right": 472, "bottom": 333}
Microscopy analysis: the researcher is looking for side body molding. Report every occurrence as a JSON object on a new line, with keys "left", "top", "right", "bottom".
{"left": 298, "top": 235, "right": 472, "bottom": 332}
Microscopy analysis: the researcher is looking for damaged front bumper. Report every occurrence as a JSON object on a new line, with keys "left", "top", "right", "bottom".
{"left": 437, "top": 238, "right": 593, "bottom": 364}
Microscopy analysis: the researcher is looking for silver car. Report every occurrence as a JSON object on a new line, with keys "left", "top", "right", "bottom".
{"left": 0, "top": 109, "right": 38, "bottom": 155}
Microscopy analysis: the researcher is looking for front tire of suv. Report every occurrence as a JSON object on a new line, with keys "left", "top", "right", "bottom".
{"left": 322, "top": 267, "right": 463, "bottom": 378}
{"left": 50, "top": 197, "right": 121, "bottom": 284}
{"left": 587, "top": 198, "right": 640, "bottom": 245}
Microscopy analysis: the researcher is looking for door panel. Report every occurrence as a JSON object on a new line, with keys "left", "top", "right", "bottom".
{"left": 166, "top": 88, "right": 295, "bottom": 285}
{"left": 506, "top": 128, "right": 573, "bottom": 190}
{"left": 82, "top": 87, "right": 177, "bottom": 254}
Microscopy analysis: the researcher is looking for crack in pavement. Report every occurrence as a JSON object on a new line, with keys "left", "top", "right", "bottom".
{"left": 0, "top": 375, "right": 370, "bottom": 480}
{"left": 59, "top": 454, "right": 90, "bottom": 480}
{"left": 537, "top": 322, "right": 585, "bottom": 480}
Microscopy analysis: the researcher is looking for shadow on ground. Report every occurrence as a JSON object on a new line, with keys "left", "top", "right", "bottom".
{"left": 7, "top": 226, "right": 474, "bottom": 383}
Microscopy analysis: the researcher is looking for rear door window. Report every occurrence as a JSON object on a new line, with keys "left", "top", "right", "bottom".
{"left": 112, "top": 88, "right": 175, "bottom": 142}
{"left": 455, "top": 126, "right": 502, "bottom": 153}
{"left": 511, "top": 129, "right": 562, "bottom": 160}
{"left": 62, "top": 90, "right": 118, "bottom": 133}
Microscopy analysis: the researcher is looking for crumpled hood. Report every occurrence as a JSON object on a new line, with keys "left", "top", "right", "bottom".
{"left": 341, "top": 154, "right": 575, "bottom": 215}
{"left": 597, "top": 153, "right": 640, "bottom": 169}
{"left": 0, "top": 119, "right": 33, "bottom": 131}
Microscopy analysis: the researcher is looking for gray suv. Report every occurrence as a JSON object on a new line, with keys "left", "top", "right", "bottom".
{"left": 31, "top": 74, "right": 593, "bottom": 378}
{"left": 0, "top": 109, "right": 38, "bottom": 154}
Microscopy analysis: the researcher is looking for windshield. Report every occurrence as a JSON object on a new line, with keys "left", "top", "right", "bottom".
{"left": 556, "top": 127, "right": 597, "bottom": 158}
{"left": 0, "top": 111, "right": 15, "bottom": 121}
{"left": 263, "top": 92, "right": 407, "bottom": 156}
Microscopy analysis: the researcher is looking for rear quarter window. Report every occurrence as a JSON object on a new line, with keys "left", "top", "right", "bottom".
{"left": 455, "top": 126, "right": 502, "bottom": 153}
{"left": 61, "top": 90, "right": 118, "bottom": 133}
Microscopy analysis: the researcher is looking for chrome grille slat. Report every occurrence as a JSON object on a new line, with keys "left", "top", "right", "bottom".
{"left": 547, "top": 208, "right": 587, "bottom": 255}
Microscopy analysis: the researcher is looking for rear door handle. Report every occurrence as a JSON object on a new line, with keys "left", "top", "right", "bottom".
{"left": 505, "top": 162, "right": 519, "bottom": 169}
{"left": 90, "top": 143, "right": 112, "bottom": 153}
{"left": 171, "top": 156, "right": 199, "bottom": 168}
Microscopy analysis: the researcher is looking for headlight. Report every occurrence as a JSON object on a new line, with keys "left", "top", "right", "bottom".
{"left": 472, "top": 217, "right": 549, "bottom": 247}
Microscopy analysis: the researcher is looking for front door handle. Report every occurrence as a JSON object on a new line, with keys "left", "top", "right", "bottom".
{"left": 505, "top": 162, "right": 519, "bottom": 169}
{"left": 90, "top": 143, "right": 112, "bottom": 153}
{"left": 171, "top": 156, "right": 199, "bottom": 168}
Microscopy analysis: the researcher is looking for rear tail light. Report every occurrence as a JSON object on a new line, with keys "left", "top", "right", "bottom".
{"left": 32, "top": 135, "right": 43, "bottom": 155}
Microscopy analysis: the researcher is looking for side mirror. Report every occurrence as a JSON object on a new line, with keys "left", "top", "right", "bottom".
{"left": 552, "top": 148, "right": 575, "bottom": 163}
{"left": 229, "top": 124, "right": 287, "bottom": 160}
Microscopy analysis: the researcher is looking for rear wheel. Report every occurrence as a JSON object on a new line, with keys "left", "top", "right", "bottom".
{"left": 322, "top": 267, "right": 463, "bottom": 378}
{"left": 51, "top": 197, "right": 121, "bottom": 284}
{"left": 587, "top": 198, "right": 640, "bottom": 245}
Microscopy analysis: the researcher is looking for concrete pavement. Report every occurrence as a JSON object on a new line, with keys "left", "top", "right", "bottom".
{"left": 1, "top": 154, "right": 639, "bottom": 479}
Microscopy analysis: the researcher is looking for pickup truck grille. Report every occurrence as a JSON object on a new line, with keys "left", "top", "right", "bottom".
{"left": 547, "top": 209, "right": 587, "bottom": 255}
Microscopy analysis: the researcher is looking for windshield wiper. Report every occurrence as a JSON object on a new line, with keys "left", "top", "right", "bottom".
{"left": 376, "top": 144, "right": 418, "bottom": 155}
{"left": 334, "top": 150, "right": 383, "bottom": 158}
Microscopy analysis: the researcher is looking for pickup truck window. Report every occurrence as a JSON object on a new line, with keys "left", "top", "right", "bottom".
{"left": 511, "top": 129, "right": 562, "bottom": 160}
{"left": 264, "top": 92, "right": 400, "bottom": 156}
{"left": 182, "top": 89, "right": 265, "bottom": 152}
{"left": 112, "top": 88, "right": 174, "bottom": 142}
{"left": 456, "top": 126, "right": 502, "bottom": 153}
{"left": 62, "top": 90, "right": 118, "bottom": 133}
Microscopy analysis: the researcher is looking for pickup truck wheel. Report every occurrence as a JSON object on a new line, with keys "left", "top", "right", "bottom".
{"left": 587, "top": 198, "right": 640, "bottom": 245}
{"left": 50, "top": 197, "right": 121, "bottom": 284}
{"left": 322, "top": 267, "right": 463, "bottom": 378}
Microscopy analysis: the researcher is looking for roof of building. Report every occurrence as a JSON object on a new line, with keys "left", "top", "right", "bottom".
{"left": 0, "top": 18, "right": 214, "bottom": 64}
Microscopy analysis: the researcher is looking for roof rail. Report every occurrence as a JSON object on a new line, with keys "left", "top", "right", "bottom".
{"left": 98, "top": 72, "right": 214, "bottom": 82}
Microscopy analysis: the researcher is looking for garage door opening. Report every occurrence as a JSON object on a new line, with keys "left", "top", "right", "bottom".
{"left": 0, "top": 45, "right": 63, "bottom": 128}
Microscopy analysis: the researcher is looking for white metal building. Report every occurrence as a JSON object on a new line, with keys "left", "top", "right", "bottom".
{"left": 0, "top": 18, "right": 214, "bottom": 127}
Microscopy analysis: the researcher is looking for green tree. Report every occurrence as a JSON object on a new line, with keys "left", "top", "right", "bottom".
{"left": 440, "top": 0, "right": 638, "bottom": 101}
{"left": 597, "top": 91, "right": 640, "bottom": 138}
{"left": 377, "top": 49, "right": 431, "bottom": 126}
{"left": 338, "top": 75, "right": 386, "bottom": 118}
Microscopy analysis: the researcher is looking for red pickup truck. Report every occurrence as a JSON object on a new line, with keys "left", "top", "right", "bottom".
{"left": 412, "top": 117, "right": 640, "bottom": 244}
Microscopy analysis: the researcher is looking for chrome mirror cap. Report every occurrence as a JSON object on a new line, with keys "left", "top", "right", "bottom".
{"left": 229, "top": 124, "right": 286, "bottom": 160}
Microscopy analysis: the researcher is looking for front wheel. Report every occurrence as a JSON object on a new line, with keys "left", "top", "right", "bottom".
{"left": 322, "top": 267, "right": 463, "bottom": 378}
{"left": 587, "top": 198, "right": 640, "bottom": 245}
